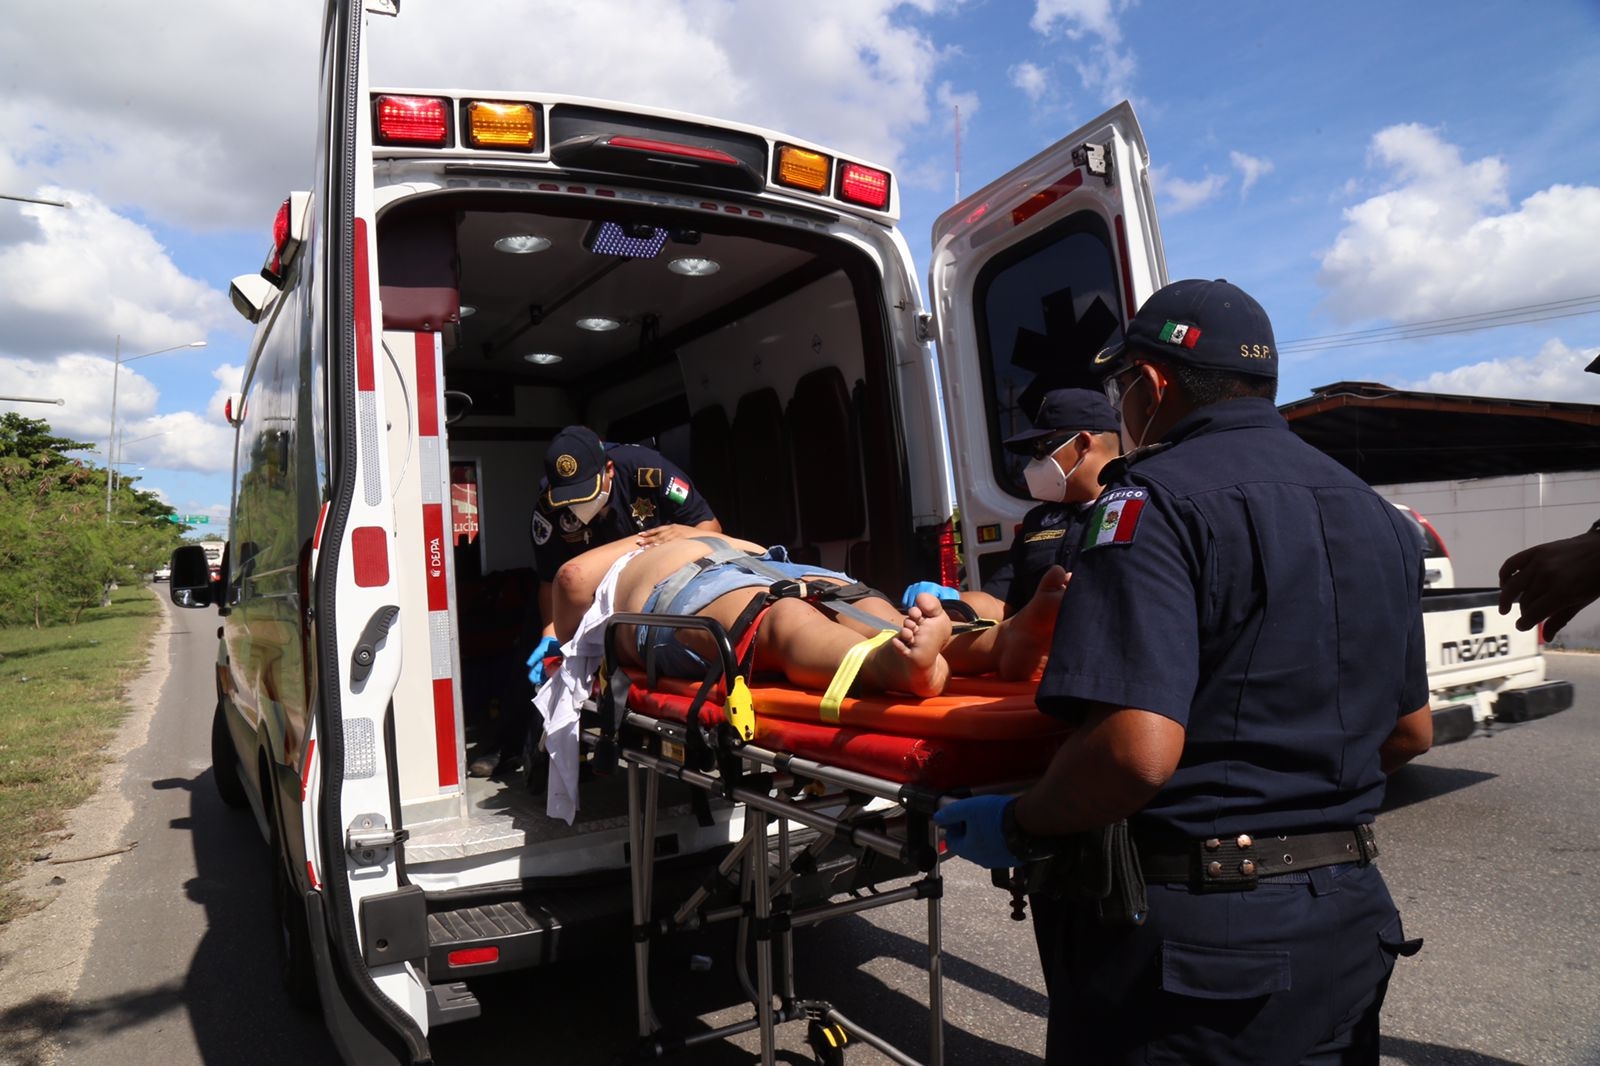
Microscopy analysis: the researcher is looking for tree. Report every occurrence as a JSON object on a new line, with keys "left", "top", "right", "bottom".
{"left": 0, "top": 414, "right": 185, "bottom": 627}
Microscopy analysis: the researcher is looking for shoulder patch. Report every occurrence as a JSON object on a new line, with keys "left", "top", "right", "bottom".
{"left": 637, "top": 466, "right": 662, "bottom": 489}
{"left": 1082, "top": 487, "right": 1148, "bottom": 550}
{"left": 665, "top": 476, "right": 690, "bottom": 505}
{"left": 532, "top": 511, "right": 552, "bottom": 546}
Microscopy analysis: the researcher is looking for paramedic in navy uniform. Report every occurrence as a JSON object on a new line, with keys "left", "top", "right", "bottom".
{"left": 984, "top": 388, "right": 1121, "bottom": 614}
{"left": 529, "top": 425, "right": 721, "bottom": 674}
{"left": 936, "top": 279, "right": 1434, "bottom": 1064}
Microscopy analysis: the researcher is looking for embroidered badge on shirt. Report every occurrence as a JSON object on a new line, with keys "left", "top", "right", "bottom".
{"left": 631, "top": 497, "right": 656, "bottom": 526}
{"left": 1083, "top": 488, "right": 1148, "bottom": 550}
{"left": 559, "top": 509, "right": 583, "bottom": 532}
{"left": 637, "top": 467, "right": 662, "bottom": 489}
{"left": 532, "top": 511, "right": 552, "bottom": 545}
{"left": 1024, "top": 529, "right": 1066, "bottom": 544}
{"left": 665, "top": 476, "right": 690, "bottom": 505}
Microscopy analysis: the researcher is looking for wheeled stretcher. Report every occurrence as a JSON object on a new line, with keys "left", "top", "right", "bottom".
{"left": 589, "top": 610, "right": 1069, "bottom": 1065}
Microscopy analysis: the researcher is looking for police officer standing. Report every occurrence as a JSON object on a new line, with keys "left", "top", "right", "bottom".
{"left": 984, "top": 388, "right": 1122, "bottom": 615}
{"left": 936, "top": 279, "right": 1433, "bottom": 1063}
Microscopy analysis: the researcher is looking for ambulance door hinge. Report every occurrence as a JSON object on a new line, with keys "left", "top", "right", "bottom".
{"left": 915, "top": 313, "right": 934, "bottom": 345}
{"left": 347, "top": 812, "right": 408, "bottom": 867}
{"left": 1073, "top": 142, "right": 1112, "bottom": 185}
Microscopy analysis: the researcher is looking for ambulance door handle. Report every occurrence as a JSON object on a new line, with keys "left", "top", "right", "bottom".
{"left": 350, "top": 605, "right": 400, "bottom": 684}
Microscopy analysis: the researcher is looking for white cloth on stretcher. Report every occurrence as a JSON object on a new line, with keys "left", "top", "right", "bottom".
{"left": 533, "top": 548, "right": 643, "bottom": 825}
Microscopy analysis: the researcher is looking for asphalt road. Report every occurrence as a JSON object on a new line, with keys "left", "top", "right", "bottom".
{"left": 7, "top": 595, "right": 1598, "bottom": 1065}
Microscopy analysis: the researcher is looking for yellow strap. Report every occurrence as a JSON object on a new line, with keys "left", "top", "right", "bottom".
{"left": 725, "top": 675, "right": 757, "bottom": 741}
{"left": 819, "top": 630, "right": 897, "bottom": 723}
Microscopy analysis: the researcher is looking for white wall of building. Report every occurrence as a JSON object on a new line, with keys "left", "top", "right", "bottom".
{"left": 1377, "top": 472, "right": 1600, "bottom": 649}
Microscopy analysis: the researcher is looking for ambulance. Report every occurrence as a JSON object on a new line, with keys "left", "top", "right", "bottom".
{"left": 167, "top": 0, "right": 1166, "bottom": 1059}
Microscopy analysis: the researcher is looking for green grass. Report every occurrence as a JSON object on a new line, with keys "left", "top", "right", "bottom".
{"left": 0, "top": 584, "right": 161, "bottom": 925}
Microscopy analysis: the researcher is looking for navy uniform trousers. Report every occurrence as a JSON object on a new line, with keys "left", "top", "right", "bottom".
{"left": 1038, "top": 863, "right": 1419, "bottom": 1064}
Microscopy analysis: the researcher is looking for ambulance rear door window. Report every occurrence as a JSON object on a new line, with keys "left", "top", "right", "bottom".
{"left": 972, "top": 213, "right": 1123, "bottom": 497}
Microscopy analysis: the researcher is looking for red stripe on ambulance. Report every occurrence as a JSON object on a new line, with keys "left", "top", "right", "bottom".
{"left": 415, "top": 332, "right": 458, "bottom": 787}
{"left": 354, "top": 218, "right": 376, "bottom": 391}
{"left": 433, "top": 678, "right": 459, "bottom": 786}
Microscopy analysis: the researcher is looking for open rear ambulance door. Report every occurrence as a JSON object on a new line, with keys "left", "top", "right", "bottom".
{"left": 304, "top": 0, "right": 434, "bottom": 1062}
{"left": 928, "top": 102, "right": 1167, "bottom": 593}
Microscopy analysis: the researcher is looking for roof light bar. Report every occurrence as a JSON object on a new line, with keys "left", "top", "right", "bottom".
{"left": 374, "top": 94, "right": 450, "bottom": 147}
{"left": 465, "top": 100, "right": 537, "bottom": 150}
{"left": 775, "top": 144, "right": 831, "bottom": 193}
{"left": 838, "top": 162, "right": 891, "bottom": 210}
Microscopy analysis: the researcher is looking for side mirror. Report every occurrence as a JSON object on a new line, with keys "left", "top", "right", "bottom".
{"left": 169, "top": 544, "right": 213, "bottom": 608}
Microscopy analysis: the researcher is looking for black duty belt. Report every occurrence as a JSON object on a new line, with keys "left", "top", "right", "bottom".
{"left": 1137, "top": 824, "right": 1378, "bottom": 892}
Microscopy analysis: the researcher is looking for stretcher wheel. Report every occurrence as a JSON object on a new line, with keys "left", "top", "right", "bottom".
{"left": 807, "top": 1018, "right": 849, "bottom": 1065}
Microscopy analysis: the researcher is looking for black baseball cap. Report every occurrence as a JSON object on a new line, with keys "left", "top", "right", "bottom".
{"left": 1003, "top": 388, "right": 1120, "bottom": 454}
{"left": 543, "top": 425, "right": 609, "bottom": 508}
{"left": 1093, "top": 278, "right": 1278, "bottom": 380}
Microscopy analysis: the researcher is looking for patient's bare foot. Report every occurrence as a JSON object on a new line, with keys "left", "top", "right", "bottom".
{"left": 997, "top": 566, "right": 1070, "bottom": 681}
{"left": 869, "top": 592, "right": 952, "bottom": 697}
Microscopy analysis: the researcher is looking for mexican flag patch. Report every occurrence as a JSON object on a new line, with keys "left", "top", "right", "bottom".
{"left": 1083, "top": 488, "right": 1148, "bottom": 549}
{"left": 665, "top": 476, "right": 690, "bottom": 505}
{"left": 1159, "top": 320, "right": 1201, "bottom": 348}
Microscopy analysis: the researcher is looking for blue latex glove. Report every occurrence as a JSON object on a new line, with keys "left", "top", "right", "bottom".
{"left": 933, "top": 795, "right": 1022, "bottom": 870}
{"left": 901, "top": 580, "right": 961, "bottom": 610}
{"left": 526, "top": 635, "right": 561, "bottom": 687}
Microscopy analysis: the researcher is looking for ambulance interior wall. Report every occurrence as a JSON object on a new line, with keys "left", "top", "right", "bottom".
{"left": 1376, "top": 471, "right": 1600, "bottom": 649}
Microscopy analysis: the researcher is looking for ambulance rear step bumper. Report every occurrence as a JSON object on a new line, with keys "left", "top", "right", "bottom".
{"left": 1493, "top": 680, "right": 1574, "bottom": 724}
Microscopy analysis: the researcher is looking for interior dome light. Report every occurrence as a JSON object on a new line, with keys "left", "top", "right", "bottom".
{"left": 668, "top": 257, "right": 721, "bottom": 277}
{"left": 576, "top": 316, "right": 621, "bottom": 332}
{"left": 523, "top": 352, "right": 564, "bottom": 365}
{"left": 495, "top": 234, "right": 551, "bottom": 253}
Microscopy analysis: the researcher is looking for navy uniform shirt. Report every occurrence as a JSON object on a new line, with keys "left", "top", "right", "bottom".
{"left": 530, "top": 443, "right": 714, "bottom": 583}
{"left": 985, "top": 501, "right": 1097, "bottom": 614}
{"left": 1036, "top": 397, "right": 1428, "bottom": 840}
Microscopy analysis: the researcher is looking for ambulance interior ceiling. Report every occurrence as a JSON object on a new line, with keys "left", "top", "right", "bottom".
{"left": 378, "top": 198, "right": 865, "bottom": 391}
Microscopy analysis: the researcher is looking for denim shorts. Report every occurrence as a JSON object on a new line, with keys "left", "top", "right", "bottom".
{"left": 635, "top": 546, "right": 853, "bottom": 677}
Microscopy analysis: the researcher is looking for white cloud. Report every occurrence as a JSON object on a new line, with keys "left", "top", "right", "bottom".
{"left": 1319, "top": 124, "right": 1600, "bottom": 324}
{"left": 1230, "top": 151, "right": 1274, "bottom": 197}
{"left": 1031, "top": 0, "right": 1123, "bottom": 42}
{"left": 1403, "top": 338, "right": 1600, "bottom": 404}
{"left": 1152, "top": 166, "right": 1227, "bottom": 215}
{"left": 0, "top": 190, "right": 223, "bottom": 362}
{"left": 1029, "top": 0, "right": 1136, "bottom": 105}
{"left": 1009, "top": 62, "right": 1050, "bottom": 104}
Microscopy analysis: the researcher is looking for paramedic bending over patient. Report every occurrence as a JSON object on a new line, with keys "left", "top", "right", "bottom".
{"left": 548, "top": 531, "right": 1069, "bottom": 693}
{"left": 529, "top": 425, "right": 722, "bottom": 677}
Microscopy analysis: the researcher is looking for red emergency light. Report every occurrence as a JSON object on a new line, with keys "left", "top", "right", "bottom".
{"left": 607, "top": 135, "right": 740, "bottom": 166}
{"left": 267, "top": 197, "right": 291, "bottom": 278}
{"left": 837, "top": 162, "right": 891, "bottom": 210}
{"left": 448, "top": 947, "right": 499, "bottom": 967}
{"left": 374, "top": 94, "right": 450, "bottom": 147}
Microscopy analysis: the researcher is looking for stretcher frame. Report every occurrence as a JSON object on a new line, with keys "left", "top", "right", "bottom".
{"left": 593, "top": 610, "right": 1018, "bottom": 1066}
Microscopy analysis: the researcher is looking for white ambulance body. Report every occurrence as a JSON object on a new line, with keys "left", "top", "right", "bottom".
{"left": 168, "top": 1, "right": 1165, "bottom": 1059}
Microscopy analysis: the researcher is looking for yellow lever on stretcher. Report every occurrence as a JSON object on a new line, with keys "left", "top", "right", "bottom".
{"left": 726, "top": 675, "right": 757, "bottom": 741}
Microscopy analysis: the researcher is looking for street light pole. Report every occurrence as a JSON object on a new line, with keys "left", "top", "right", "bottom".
{"left": 104, "top": 335, "right": 207, "bottom": 520}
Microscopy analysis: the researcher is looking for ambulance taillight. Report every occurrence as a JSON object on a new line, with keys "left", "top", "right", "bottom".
{"left": 937, "top": 517, "right": 960, "bottom": 589}
{"left": 837, "top": 162, "right": 890, "bottom": 211}
{"left": 374, "top": 94, "right": 450, "bottom": 147}
{"left": 464, "top": 100, "right": 538, "bottom": 151}
{"left": 774, "top": 144, "right": 831, "bottom": 194}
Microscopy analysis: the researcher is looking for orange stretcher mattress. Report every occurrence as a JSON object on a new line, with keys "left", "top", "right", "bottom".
{"left": 622, "top": 674, "right": 1071, "bottom": 789}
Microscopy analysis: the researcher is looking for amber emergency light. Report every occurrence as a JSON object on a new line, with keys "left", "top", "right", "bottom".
{"left": 374, "top": 94, "right": 450, "bottom": 146}
{"left": 775, "top": 144, "right": 831, "bottom": 193}
{"left": 466, "top": 100, "right": 537, "bottom": 150}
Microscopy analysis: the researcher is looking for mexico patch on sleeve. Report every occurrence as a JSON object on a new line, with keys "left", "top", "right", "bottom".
{"left": 1082, "top": 488, "right": 1147, "bottom": 550}
{"left": 665, "top": 476, "right": 690, "bottom": 505}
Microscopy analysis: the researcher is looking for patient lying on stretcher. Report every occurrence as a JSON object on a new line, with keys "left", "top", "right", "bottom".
{"left": 548, "top": 529, "right": 1067, "bottom": 697}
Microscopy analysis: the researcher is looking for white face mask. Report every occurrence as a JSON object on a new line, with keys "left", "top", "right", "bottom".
{"left": 1022, "top": 443, "right": 1086, "bottom": 503}
{"left": 567, "top": 485, "right": 610, "bottom": 526}
{"left": 1118, "top": 370, "right": 1165, "bottom": 453}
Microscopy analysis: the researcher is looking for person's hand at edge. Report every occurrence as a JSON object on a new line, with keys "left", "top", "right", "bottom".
{"left": 933, "top": 795, "right": 1021, "bottom": 870}
{"left": 636, "top": 523, "right": 701, "bottom": 547}
{"left": 1498, "top": 526, "right": 1600, "bottom": 639}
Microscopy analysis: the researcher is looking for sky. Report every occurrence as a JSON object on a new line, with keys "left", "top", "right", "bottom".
{"left": 1, "top": 0, "right": 1597, "bottom": 538}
